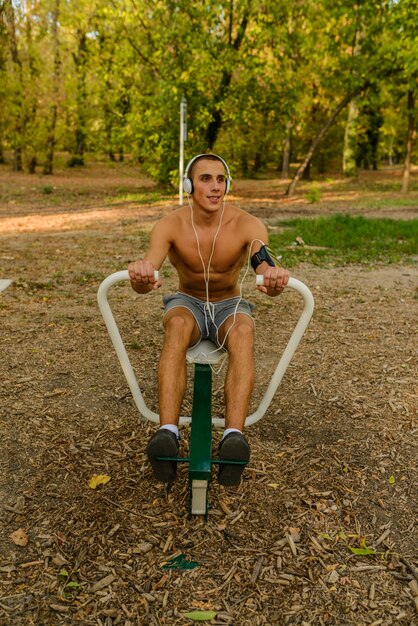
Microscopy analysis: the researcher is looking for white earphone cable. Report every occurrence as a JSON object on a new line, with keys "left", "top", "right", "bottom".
{"left": 188, "top": 193, "right": 268, "bottom": 372}
{"left": 188, "top": 195, "right": 226, "bottom": 335}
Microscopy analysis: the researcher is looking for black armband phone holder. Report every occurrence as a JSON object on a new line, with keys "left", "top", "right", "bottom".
{"left": 251, "top": 244, "right": 277, "bottom": 271}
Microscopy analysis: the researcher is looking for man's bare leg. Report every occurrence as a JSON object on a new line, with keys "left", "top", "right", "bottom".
{"left": 217, "top": 315, "right": 254, "bottom": 485}
{"left": 220, "top": 315, "right": 255, "bottom": 429}
{"left": 147, "top": 308, "right": 199, "bottom": 483}
{"left": 158, "top": 309, "right": 200, "bottom": 425}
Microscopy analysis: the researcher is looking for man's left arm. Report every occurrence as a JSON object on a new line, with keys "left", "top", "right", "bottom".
{"left": 247, "top": 219, "right": 290, "bottom": 297}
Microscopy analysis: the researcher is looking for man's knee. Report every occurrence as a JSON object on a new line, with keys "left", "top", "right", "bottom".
{"left": 226, "top": 320, "right": 254, "bottom": 351}
{"left": 163, "top": 312, "right": 196, "bottom": 345}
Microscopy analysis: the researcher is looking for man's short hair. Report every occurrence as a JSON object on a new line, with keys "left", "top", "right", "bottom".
{"left": 188, "top": 154, "right": 226, "bottom": 179}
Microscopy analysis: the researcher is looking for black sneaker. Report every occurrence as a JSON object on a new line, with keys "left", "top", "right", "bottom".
{"left": 218, "top": 432, "right": 250, "bottom": 486}
{"left": 146, "top": 429, "right": 179, "bottom": 483}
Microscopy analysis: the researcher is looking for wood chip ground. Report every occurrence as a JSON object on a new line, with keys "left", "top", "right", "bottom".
{"left": 0, "top": 164, "right": 417, "bottom": 625}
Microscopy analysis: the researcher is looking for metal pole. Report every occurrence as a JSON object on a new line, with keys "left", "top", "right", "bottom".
{"left": 179, "top": 96, "right": 187, "bottom": 206}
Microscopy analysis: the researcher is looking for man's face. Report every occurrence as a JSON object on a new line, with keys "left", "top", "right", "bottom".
{"left": 191, "top": 159, "right": 227, "bottom": 213}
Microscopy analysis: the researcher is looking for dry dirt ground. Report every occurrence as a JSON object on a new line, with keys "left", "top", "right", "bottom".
{"left": 0, "top": 162, "right": 417, "bottom": 626}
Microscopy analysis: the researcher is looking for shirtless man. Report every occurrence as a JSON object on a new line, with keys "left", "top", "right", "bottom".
{"left": 128, "top": 154, "right": 289, "bottom": 486}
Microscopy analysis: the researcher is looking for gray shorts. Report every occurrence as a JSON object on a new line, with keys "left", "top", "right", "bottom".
{"left": 163, "top": 292, "right": 255, "bottom": 348}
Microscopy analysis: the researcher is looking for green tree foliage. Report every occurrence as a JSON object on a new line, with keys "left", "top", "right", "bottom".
{"left": 0, "top": 0, "right": 416, "bottom": 185}
{"left": 388, "top": 0, "right": 418, "bottom": 192}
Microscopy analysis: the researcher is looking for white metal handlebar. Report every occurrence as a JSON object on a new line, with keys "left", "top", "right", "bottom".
{"left": 246, "top": 275, "right": 314, "bottom": 425}
{"left": 98, "top": 270, "right": 160, "bottom": 423}
{"left": 97, "top": 271, "right": 314, "bottom": 427}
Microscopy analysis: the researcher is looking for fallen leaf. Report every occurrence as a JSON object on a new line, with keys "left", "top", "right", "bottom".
{"left": 161, "top": 554, "right": 198, "bottom": 571}
{"left": 52, "top": 555, "right": 67, "bottom": 567}
{"left": 319, "top": 532, "right": 333, "bottom": 541}
{"left": 65, "top": 581, "right": 81, "bottom": 590}
{"left": 389, "top": 475, "right": 395, "bottom": 484}
{"left": 349, "top": 547, "right": 376, "bottom": 556}
{"left": 10, "top": 528, "right": 29, "bottom": 546}
{"left": 183, "top": 611, "right": 217, "bottom": 621}
{"left": 88, "top": 474, "right": 111, "bottom": 489}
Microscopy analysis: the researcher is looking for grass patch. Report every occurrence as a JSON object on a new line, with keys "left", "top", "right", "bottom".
{"left": 106, "top": 190, "right": 166, "bottom": 205}
{"left": 269, "top": 215, "right": 418, "bottom": 267}
{"left": 358, "top": 180, "right": 418, "bottom": 193}
{"left": 352, "top": 197, "right": 418, "bottom": 209}
{"left": 74, "top": 270, "right": 106, "bottom": 285}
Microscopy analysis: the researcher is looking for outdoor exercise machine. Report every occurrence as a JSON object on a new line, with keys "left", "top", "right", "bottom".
{"left": 97, "top": 271, "right": 314, "bottom": 517}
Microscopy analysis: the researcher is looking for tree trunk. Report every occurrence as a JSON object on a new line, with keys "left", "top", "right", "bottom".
{"left": 281, "top": 122, "right": 291, "bottom": 178}
{"left": 107, "top": 137, "right": 116, "bottom": 161}
{"left": 251, "top": 111, "right": 269, "bottom": 176}
{"left": 342, "top": 26, "right": 363, "bottom": 178}
{"left": 301, "top": 160, "right": 311, "bottom": 180}
{"left": 205, "top": 84, "right": 229, "bottom": 150}
{"left": 25, "top": 5, "right": 39, "bottom": 172}
{"left": 401, "top": 90, "right": 415, "bottom": 194}
{"left": 205, "top": 5, "right": 250, "bottom": 149}
{"left": 43, "top": 0, "right": 60, "bottom": 175}
{"left": 28, "top": 156, "right": 37, "bottom": 174}
{"left": 251, "top": 148, "right": 263, "bottom": 176}
{"left": 99, "top": 33, "right": 116, "bottom": 162}
{"left": 13, "top": 145, "right": 23, "bottom": 172}
{"left": 4, "top": 0, "right": 24, "bottom": 171}
{"left": 343, "top": 98, "right": 359, "bottom": 176}
{"left": 71, "top": 31, "right": 88, "bottom": 164}
{"left": 388, "top": 135, "right": 394, "bottom": 166}
{"left": 286, "top": 87, "right": 365, "bottom": 196}
{"left": 240, "top": 151, "right": 249, "bottom": 177}
{"left": 43, "top": 101, "right": 58, "bottom": 175}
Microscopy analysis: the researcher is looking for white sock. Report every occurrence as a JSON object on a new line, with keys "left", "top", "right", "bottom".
{"left": 221, "top": 427, "right": 242, "bottom": 441}
{"left": 159, "top": 424, "right": 179, "bottom": 439}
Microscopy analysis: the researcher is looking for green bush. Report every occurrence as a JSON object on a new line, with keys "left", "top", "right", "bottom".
{"left": 305, "top": 184, "right": 321, "bottom": 203}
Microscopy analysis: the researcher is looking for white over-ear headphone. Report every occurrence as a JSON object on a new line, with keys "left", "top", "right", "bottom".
{"left": 183, "top": 154, "right": 232, "bottom": 195}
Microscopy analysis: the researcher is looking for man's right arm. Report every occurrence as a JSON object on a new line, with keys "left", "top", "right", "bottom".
{"left": 128, "top": 218, "right": 172, "bottom": 294}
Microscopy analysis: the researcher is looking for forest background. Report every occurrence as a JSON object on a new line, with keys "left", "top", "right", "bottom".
{"left": 0, "top": 0, "right": 416, "bottom": 193}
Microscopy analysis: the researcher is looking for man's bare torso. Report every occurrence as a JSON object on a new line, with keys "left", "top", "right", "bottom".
{"left": 164, "top": 205, "right": 254, "bottom": 301}
{"left": 129, "top": 155, "right": 288, "bottom": 304}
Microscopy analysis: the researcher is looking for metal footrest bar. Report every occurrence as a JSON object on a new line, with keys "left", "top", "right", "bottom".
{"left": 156, "top": 456, "right": 247, "bottom": 465}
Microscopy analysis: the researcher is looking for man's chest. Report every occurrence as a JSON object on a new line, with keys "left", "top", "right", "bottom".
{"left": 169, "top": 229, "right": 247, "bottom": 272}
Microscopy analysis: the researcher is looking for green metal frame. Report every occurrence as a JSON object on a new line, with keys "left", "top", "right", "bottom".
{"left": 157, "top": 362, "right": 246, "bottom": 516}
{"left": 189, "top": 364, "right": 213, "bottom": 483}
